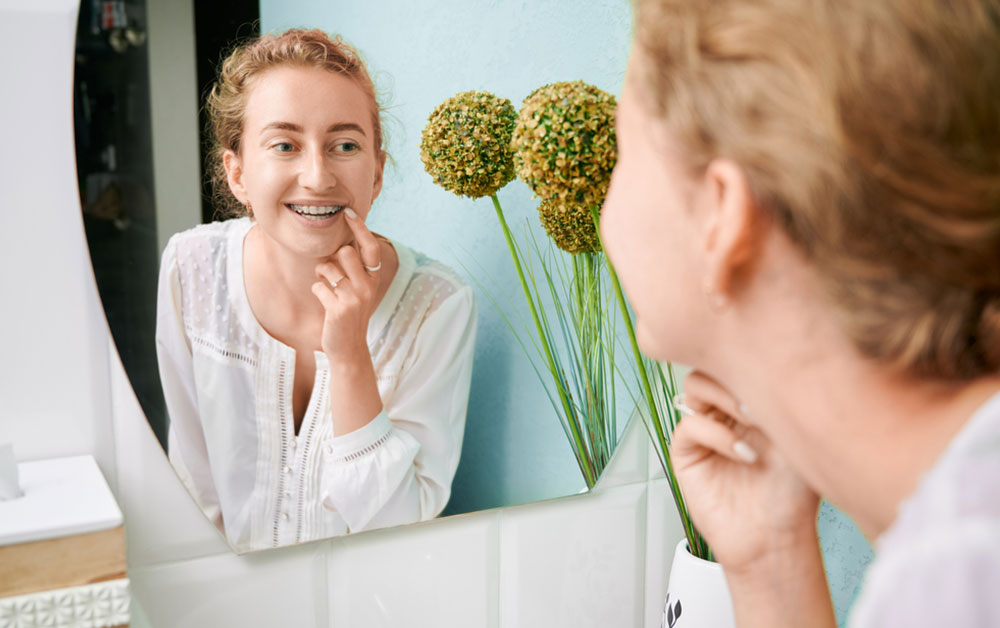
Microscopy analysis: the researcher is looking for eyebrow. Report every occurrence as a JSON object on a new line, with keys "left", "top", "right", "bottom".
{"left": 259, "top": 121, "right": 367, "bottom": 136}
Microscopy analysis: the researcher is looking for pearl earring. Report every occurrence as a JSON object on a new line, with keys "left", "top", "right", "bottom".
{"left": 702, "top": 280, "right": 728, "bottom": 311}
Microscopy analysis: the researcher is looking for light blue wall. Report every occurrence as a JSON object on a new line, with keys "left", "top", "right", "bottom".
{"left": 259, "top": 2, "right": 871, "bottom": 623}
{"left": 820, "top": 502, "right": 875, "bottom": 626}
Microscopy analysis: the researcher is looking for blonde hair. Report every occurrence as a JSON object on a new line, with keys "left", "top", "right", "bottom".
{"left": 633, "top": 0, "right": 1000, "bottom": 380}
{"left": 205, "top": 28, "right": 386, "bottom": 218}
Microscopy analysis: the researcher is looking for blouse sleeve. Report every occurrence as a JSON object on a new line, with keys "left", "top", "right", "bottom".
{"left": 155, "top": 238, "right": 223, "bottom": 529}
{"left": 319, "top": 284, "right": 477, "bottom": 532}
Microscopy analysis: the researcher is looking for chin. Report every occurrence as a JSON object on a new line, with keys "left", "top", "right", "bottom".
{"left": 636, "top": 317, "right": 700, "bottom": 368}
{"left": 635, "top": 321, "right": 671, "bottom": 362}
{"left": 283, "top": 229, "right": 346, "bottom": 257}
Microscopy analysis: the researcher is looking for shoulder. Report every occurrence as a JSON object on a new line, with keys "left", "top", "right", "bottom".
{"left": 850, "top": 518, "right": 1000, "bottom": 627}
{"left": 159, "top": 219, "right": 251, "bottom": 325}
{"left": 376, "top": 242, "right": 476, "bottom": 349}
{"left": 850, "top": 395, "right": 1000, "bottom": 627}
{"left": 395, "top": 241, "right": 474, "bottom": 309}
{"left": 162, "top": 218, "right": 250, "bottom": 266}
{"left": 895, "top": 392, "right": 1000, "bottom": 530}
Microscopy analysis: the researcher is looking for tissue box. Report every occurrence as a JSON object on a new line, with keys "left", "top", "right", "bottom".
{"left": 0, "top": 455, "right": 128, "bottom": 626}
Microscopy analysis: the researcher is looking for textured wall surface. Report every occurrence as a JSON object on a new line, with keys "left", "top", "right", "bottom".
{"left": 820, "top": 502, "right": 875, "bottom": 626}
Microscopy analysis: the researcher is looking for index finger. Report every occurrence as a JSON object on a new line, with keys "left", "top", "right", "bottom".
{"left": 344, "top": 208, "right": 381, "bottom": 268}
{"left": 679, "top": 371, "right": 752, "bottom": 426}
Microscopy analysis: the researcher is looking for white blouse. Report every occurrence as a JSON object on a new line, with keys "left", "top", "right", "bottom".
{"left": 155, "top": 217, "right": 477, "bottom": 553}
{"left": 849, "top": 390, "right": 1000, "bottom": 627}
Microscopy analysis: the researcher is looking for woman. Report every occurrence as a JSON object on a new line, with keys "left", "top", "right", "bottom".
{"left": 156, "top": 29, "right": 477, "bottom": 553}
{"left": 601, "top": 0, "right": 1000, "bottom": 625}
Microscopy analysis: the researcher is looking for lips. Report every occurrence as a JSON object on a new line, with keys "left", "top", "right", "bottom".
{"left": 286, "top": 203, "right": 345, "bottom": 220}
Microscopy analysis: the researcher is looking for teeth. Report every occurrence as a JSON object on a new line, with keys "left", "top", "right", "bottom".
{"left": 288, "top": 204, "right": 343, "bottom": 216}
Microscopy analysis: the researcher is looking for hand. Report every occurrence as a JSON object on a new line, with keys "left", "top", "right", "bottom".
{"left": 311, "top": 209, "right": 384, "bottom": 362}
{"left": 670, "top": 371, "right": 820, "bottom": 574}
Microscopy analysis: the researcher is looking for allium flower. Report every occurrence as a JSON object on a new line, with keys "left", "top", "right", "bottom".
{"left": 512, "top": 81, "right": 617, "bottom": 208}
{"left": 538, "top": 198, "right": 601, "bottom": 254}
{"left": 420, "top": 90, "right": 517, "bottom": 198}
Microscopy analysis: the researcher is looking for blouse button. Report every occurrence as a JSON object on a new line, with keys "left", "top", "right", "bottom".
{"left": 281, "top": 512, "right": 290, "bottom": 521}
{"left": 285, "top": 491, "right": 292, "bottom": 499}
{"left": 284, "top": 465, "right": 293, "bottom": 474}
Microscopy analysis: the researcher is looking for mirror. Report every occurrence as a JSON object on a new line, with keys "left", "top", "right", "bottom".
{"left": 75, "top": 0, "right": 634, "bottom": 553}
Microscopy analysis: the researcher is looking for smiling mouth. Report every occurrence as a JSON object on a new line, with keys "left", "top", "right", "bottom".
{"left": 286, "top": 204, "right": 345, "bottom": 220}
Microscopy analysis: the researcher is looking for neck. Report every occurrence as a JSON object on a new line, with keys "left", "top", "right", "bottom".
{"left": 244, "top": 224, "right": 336, "bottom": 317}
{"left": 703, "top": 280, "right": 1000, "bottom": 541}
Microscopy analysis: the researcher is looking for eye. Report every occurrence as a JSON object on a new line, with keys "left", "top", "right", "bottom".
{"left": 271, "top": 142, "right": 295, "bottom": 153}
{"left": 333, "top": 141, "right": 360, "bottom": 154}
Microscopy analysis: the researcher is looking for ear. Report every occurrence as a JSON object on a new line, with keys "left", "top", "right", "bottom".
{"left": 371, "top": 151, "right": 386, "bottom": 202}
{"left": 223, "top": 149, "right": 248, "bottom": 204}
{"left": 699, "top": 159, "right": 767, "bottom": 298}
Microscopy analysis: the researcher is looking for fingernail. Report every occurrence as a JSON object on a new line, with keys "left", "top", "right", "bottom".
{"left": 733, "top": 440, "right": 758, "bottom": 464}
{"left": 345, "top": 208, "right": 358, "bottom": 219}
{"left": 672, "top": 394, "right": 696, "bottom": 417}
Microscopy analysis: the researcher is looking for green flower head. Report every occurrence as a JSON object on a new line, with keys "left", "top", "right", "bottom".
{"left": 538, "top": 197, "right": 602, "bottom": 254}
{"left": 420, "top": 90, "right": 517, "bottom": 199}
{"left": 512, "top": 81, "right": 617, "bottom": 208}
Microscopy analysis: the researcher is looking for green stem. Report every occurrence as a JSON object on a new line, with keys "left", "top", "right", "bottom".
{"left": 492, "top": 193, "right": 596, "bottom": 488}
{"left": 574, "top": 252, "right": 600, "bottom": 463}
{"left": 589, "top": 205, "right": 704, "bottom": 555}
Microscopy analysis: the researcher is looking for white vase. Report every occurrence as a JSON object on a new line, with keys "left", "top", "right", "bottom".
{"left": 662, "top": 538, "right": 736, "bottom": 628}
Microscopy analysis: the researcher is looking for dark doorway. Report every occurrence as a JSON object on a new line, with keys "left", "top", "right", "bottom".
{"left": 74, "top": 1, "right": 259, "bottom": 448}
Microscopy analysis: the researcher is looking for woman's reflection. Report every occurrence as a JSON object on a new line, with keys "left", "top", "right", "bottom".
{"left": 155, "top": 29, "right": 477, "bottom": 553}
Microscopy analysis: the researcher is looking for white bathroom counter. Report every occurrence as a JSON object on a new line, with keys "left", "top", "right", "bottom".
{"left": 0, "top": 455, "right": 130, "bottom": 627}
{"left": 0, "top": 455, "right": 122, "bottom": 546}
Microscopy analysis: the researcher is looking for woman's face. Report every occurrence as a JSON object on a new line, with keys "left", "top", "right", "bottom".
{"left": 225, "top": 64, "right": 384, "bottom": 259}
{"left": 600, "top": 52, "right": 707, "bottom": 364}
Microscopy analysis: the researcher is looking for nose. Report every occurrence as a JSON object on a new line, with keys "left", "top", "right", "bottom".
{"left": 298, "top": 146, "right": 337, "bottom": 191}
